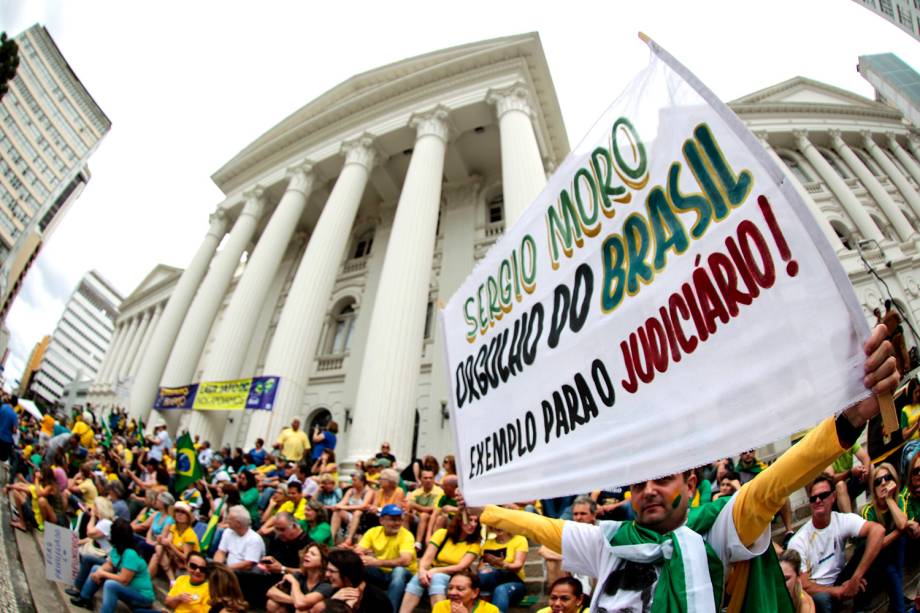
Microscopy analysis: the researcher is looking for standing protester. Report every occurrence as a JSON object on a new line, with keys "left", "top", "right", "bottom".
{"left": 0, "top": 394, "right": 18, "bottom": 474}
{"left": 275, "top": 419, "right": 310, "bottom": 463}
{"left": 311, "top": 421, "right": 338, "bottom": 461}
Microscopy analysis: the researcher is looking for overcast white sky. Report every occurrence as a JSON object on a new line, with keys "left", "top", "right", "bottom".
{"left": 1, "top": 0, "right": 919, "bottom": 386}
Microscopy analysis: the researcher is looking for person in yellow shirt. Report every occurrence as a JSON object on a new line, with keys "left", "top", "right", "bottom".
{"left": 431, "top": 570, "right": 500, "bottom": 613}
{"left": 149, "top": 501, "right": 200, "bottom": 583}
{"left": 71, "top": 417, "right": 95, "bottom": 449}
{"left": 164, "top": 552, "right": 210, "bottom": 613}
{"left": 357, "top": 504, "right": 417, "bottom": 611}
{"left": 259, "top": 481, "right": 306, "bottom": 536}
{"left": 274, "top": 418, "right": 309, "bottom": 462}
{"left": 40, "top": 413, "right": 55, "bottom": 445}
{"left": 407, "top": 469, "right": 444, "bottom": 549}
{"left": 535, "top": 577, "right": 586, "bottom": 613}
{"left": 477, "top": 527, "right": 529, "bottom": 612}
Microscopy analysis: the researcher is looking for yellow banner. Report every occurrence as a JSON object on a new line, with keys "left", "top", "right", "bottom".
{"left": 192, "top": 378, "right": 252, "bottom": 411}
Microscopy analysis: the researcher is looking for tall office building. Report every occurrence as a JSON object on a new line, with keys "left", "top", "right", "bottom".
{"left": 0, "top": 24, "right": 111, "bottom": 319}
{"left": 30, "top": 270, "right": 120, "bottom": 405}
{"left": 18, "top": 334, "right": 48, "bottom": 395}
{"left": 851, "top": 0, "right": 920, "bottom": 41}
{"left": 859, "top": 53, "right": 920, "bottom": 128}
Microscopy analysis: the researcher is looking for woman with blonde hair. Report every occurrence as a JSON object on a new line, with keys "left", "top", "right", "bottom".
{"left": 207, "top": 562, "right": 248, "bottom": 613}
{"left": 66, "top": 497, "right": 116, "bottom": 599}
{"left": 779, "top": 549, "right": 815, "bottom": 613}
{"left": 149, "top": 500, "right": 200, "bottom": 583}
{"left": 858, "top": 461, "right": 908, "bottom": 612}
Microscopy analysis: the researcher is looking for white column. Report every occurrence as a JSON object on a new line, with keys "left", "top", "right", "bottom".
{"left": 488, "top": 84, "right": 546, "bottom": 227}
{"left": 832, "top": 131, "right": 914, "bottom": 242}
{"left": 907, "top": 136, "right": 920, "bottom": 173}
{"left": 888, "top": 134, "right": 920, "bottom": 186}
{"left": 757, "top": 132, "right": 844, "bottom": 252}
{"left": 348, "top": 108, "right": 450, "bottom": 464}
{"left": 191, "top": 163, "right": 316, "bottom": 443}
{"left": 796, "top": 131, "right": 884, "bottom": 243}
{"left": 97, "top": 324, "right": 127, "bottom": 384}
{"left": 160, "top": 189, "right": 267, "bottom": 392}
{"left": 253, "top": 137, "right": 377, "bottom": 444}
{"left": 130, "top": 304, "right": 162, "bottom": 377}
{"left": 108, "top": 317, "right": 139, "bottom": 384}
{"left": 129, "top": 213, "right": 228, "bottom": 420}
{"left": 864, "top": 131, "right": 920, "bottom": 224}
{"left": 119, "top": 310, "right": 152, "bottom": 381}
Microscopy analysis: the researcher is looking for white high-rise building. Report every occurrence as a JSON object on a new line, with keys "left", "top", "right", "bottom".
{"left": 31, "top": 270, "right": 121, "bottom": 405}
{"left": 851, "top": 0, "right": 920, "bottom": 41}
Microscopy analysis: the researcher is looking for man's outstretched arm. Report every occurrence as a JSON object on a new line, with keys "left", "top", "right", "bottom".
{"left": 477, "top": 505, "right": 564, "bottom": 554}
{"left": 733, "top": 324, "right": 899, "bottom": 546}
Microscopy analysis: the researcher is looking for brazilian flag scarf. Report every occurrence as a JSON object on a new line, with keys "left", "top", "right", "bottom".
{"left": 606, "top": 496, "right": 793, "bottom": 613}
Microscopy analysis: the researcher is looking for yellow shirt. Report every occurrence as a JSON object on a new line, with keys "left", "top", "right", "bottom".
{"left": 277, "top": 428, "right": 310, "bottom": 461}
{"left": 78, "top": 479, "right": 98, "bottom": 506}
{"left": 167, "top": 575, "right": 210, "bottom": 613}
{"left": 71, "top": 421, "right": 95, "bottom": 448}
{"left": 170, "top": 525, "right": 201, "bottom": 552}
{"left": 903, "top": 404, "right": 920, "bottom": 440}
{"left": 279, "top": 498, "right": 307, "bottom": 520}
{"left": 429, "top": 528, "right": 481, "bottom": 568}
{"left": 409, "top": 485, "right": 444, "bottom": 508}
{"left": 41, "top": 414, "right": 54, "bottom": 435}
{"left": 432, "top": 600, "right": 499, "bottom": 613}
{"left": 358, "top": 526, "right": 418, "bottom": 573}
{"left": 256, "top": 463, "right": 277, "bottom": 474}
{"left": 481, "top": 534, "right": 529, "bottom": 581}
{"left": 30, "top": 485, "right": 44, "bottom": 531}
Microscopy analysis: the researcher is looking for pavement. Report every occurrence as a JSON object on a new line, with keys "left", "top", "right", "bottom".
{"left": 0, "top": 464, "right": 36, "bottom": 613}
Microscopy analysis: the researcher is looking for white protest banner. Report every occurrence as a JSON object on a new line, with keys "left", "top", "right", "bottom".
{"left": 44, "top": 522, "right": 79, "bottom": 584}
{"left": 441, "top": 38, "right": 870, "bottom": 506}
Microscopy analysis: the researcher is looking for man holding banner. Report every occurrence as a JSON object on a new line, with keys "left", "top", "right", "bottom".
{"left": 442, "top": 34, "right": 904, "bottom": 613}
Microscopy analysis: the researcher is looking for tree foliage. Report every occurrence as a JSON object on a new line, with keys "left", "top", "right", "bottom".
{"left": 0, "top": 32, "right": 20, "bottom": 101}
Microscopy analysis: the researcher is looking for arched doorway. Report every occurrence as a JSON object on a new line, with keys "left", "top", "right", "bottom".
{"left": 307, "top": 408, "right": 333, "bottom": 435}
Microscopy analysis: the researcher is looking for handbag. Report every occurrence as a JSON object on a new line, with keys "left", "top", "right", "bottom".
{"left": 80, "top": 539, "right": 106, "bottom": 559}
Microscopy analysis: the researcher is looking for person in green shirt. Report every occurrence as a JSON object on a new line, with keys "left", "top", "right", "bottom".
{"left": 303, "top": 499, "right": 334, "bottom": 546}
{"left": 70, "top": 517, "right": 155, "bottom": 612}
{"left": 237, "top": 469, "right": 260, "bottom": 526}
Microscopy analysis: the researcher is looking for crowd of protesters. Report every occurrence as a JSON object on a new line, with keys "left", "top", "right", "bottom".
{"left": 0, "top": 325, "right": 915, "bottom": 613}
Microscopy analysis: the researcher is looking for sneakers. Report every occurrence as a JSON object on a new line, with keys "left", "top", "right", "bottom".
{"left": 64, "top": 587, "right": 80, "bottom": 597}
{"left": 69, "top": 596, "right": 93, "bottom": 610}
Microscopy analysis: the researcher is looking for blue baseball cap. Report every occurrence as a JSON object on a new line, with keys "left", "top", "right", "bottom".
{"left": 380, "top": 504, "right": 403, "bottom": 517}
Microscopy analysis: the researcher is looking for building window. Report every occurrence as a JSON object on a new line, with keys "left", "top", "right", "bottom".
{"left": 487, "top": 194, "right": 504, "bottom": 223}
{"left": 880, "top": 0, "right": 895, "bottom": 17}
{"left": 424, "top": 301, "right": 435, "bottom": 340}
{"left": 779, "top": 154, "right": 812, "bottom": 183}
{"left": 352, "top": 230, "right": 373, "bottom": 259}
{"left": 328, "top": 303, "right": 356, "bottom": 354}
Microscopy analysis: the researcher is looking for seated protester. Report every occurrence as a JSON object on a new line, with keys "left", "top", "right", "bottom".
{"left": 164, "top": 552, "right": 210, "bottom": 613}
{"left": 904, "top": 451, "right": 920, "bottom": 540}
{"left": 477, "top": 526, "right": 528, "bottom": 613}
{"left": 590, "top": 486, "right": 632, "bottom": 521}
{"left": 130, "top": 491, "right": 158, "bottom": 535}
{"left": 107, "top": 481, "right": 131, "bottom": 523}
{"left": 712, "top": 471, "right": 742, "bottom": 500}
{"left": 214, "top": 504, "right": 266, "bottom": 572}
{"left": 238, "top": 511, "right": 312, "bottom": 608}
{"left": 151, "top": 501, "right": 200, "bottom": 582}
{"left": 857, "top": 462, "right": 908, "bottom": 613}
{"left": 69, "top": 518, "right": 155, "bottom": 611}
{"left": 406, "top": 469, "right": 444, "bottom": 550}
{"left": 330, "top": 471, "right": 374, "bottom": 546}
{"left": 364, "top": 458, "right": 383, "bottom": 486}
{"left": 326, "top": 548, "right": 393, "bottom": 613}
{"left": 788, "top": 475, "right": 885, "bottom": 613}
{"left": 207, "top": 455, "right": 233, "bottom": 491}
{"left": 236, "top": 469, "right": 260, "bottom": 526}
{"left": 399, "top": 511, "right": 481, "bottom": 613}
{"left": 690, "top": 468, "right": 713, "bottom": 507}
{"left": 135, "top": 491, "right": 175, "bottom": 560}
{"left": 66, "top": 498, "right": 116, "bottom": 599}
{"left": 315, "top": 474, "right": 344, "bottom": 511}
{"left": 376, "top": 442, "right": 397, "bottom": 469}
{"left": 261, "top": 480, "right": 307, "bottom": 535}
{"left": 207, "top": 562, "right": 249, "bottom": 613}
{"left": 262, "top": 488, "right": 289, "bottom": 526}
{"left": 779, "top": 549, "right": 816, "bottom": 613}
{"left": 303, "top": 499, "right": 334, "bottom": 546}
{"left": 266, "top": 542, "right": 335, "bottom": 613}
{"left": 5, "top": 466, "right": 66, "bottom": 531}
{"left": 180, "top": 480, "right": 204, "bottom": 513}
{"left": 249, "top": 438, "right": 267, "bottom": 467}
{"left": 357, "top": 504, "right": 417, "bottom": 612}
{"left": 293, "top": 462, "right": 320, "bottom": 498}
{"left": 426, "top": 475, "right": 459, "bottom": 542}
{"left": 826, "top": 442, "right": 870, "bottom": 514}
{"left": 311, "top": 448, "right": 338, "bottom": 483}
{"left": 432, "top": 570, "right": 499, "bottom": 613}
{"left": 535, "top": 576, "right": 586, "bottom": 613}
{"left": 539, "top": 497, "right": 596, "bottom": 597}
{"left": 70, "top": 464, "right": 99, "bottom": 510}
{"left": 216, "top": 483, "right": 242, "bottom": 527}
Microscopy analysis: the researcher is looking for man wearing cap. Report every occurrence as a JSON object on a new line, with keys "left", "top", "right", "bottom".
{"left": 357, "top": 503, "right": 417, "bottom": 611}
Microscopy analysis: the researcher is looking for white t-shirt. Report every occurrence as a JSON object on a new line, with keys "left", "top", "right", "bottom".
{"left": 787, "top": 512, "right": 866, "bottom": 586}
{"left": 95, "top": 518, "right": 113, "bottom": 552}
{"left": 217, "top": 527, "right": 265, "bottom": 566}
{"left": 149, "top": 430, "right": 171, "bottom": 461}
{"left": 562, "top": 496, "right": 768, "bottom": 613}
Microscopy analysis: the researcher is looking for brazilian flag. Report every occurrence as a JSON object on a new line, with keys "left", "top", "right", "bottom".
{"left": 174, "top": 432, "right": 202, "bottom": 494}
{"left": 200, "top": 497, "right": 224, "bottom": 552}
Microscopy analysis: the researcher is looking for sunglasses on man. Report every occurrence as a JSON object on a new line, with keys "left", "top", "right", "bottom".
{"left": 808, "top": 490, "right": 833, "bottom": 504}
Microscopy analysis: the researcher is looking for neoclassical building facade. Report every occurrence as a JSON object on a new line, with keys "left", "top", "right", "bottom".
{"left": 90, "top": 36, "right": 920, "bottom": 467}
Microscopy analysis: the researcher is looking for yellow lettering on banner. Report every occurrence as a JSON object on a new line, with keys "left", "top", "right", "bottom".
{"left": 193, "top": 378, "right": 252, "bottom": 411}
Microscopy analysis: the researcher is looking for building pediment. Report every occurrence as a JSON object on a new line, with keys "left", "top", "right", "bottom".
{"left": 729, "top": 76, "right": 902, "bottom": 121}
{"left": 120, "top": 264, "right": 182, "bottom": 308}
